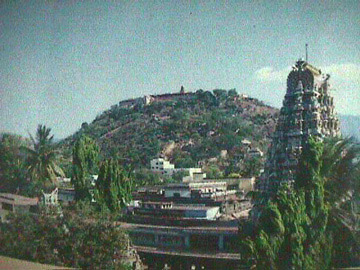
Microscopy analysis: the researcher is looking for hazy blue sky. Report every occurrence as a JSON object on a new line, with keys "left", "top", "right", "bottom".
{"left": 1, "top": 1, "right": 359, "bottom": 138}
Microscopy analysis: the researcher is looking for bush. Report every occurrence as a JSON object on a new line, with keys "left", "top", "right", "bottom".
{"left": 0, "top": 209, "right": 131, "bottom": 269}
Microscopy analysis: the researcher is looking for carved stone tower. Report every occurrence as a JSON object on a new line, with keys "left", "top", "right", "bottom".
{"left": 257, "top": 60, "right": 340, "bottom": 196}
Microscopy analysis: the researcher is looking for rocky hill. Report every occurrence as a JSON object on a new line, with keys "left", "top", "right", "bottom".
{"left": 58, "top": 89, "right": 279, "bottom": 177}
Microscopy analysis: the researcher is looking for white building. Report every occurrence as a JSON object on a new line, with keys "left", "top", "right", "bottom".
{"left": 150, "top": 158, "right": 175, "bottom": 175}
{"left": 56, "top": 177, "right": 71, "bottom": 184}
{"left": 182, "top": 170, "right": 206, "bottom": 182}
{"left": 90, "top": 175, "right": 98, "bottom": 186}
{"left": 136, "top": 201, "right": 221, "bottom": 220}
{"left": 42, "top": 188, "right": 58, "bottom": 206}
{"left": 163, "top": 181, "right": 227, "bottom": 199}
{"left": 150, "top": 158, "right": 205, "bottom": 181}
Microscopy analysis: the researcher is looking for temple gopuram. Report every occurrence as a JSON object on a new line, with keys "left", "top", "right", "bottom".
{"left": 256, "top": 59, "right": 341, "bottom": 197}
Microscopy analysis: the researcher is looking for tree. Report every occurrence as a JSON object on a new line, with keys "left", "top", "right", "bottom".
{"left": 22, "top": 125, "right": 64, "bottom": 188}
{"left": 133, "top": 168, "right": 162, "bottom": 187}
{"left": 95, "top": 159, "right": 132, "bottom": 212}
{"left": 240, "top": 137, "right": 333, "bottom": 270}
{"left": 72, "top": 136, "right": 99, "bottom": 202}
{"left": 228, "top": 88, "right": 238, "bottom": 98}
{"left": 171, "top": 170, "right": 189, "bottom": 182}
{"left": 0, "top": 209, "right": 132, "bottom": 269}
{"left": 320, "top": 137, "right": 360, "bottom": 205}
{"left": 196, "top": 90, "right": 218, "bottom": 107}
{"left": 241, "top": 156, "right": 263, "bottom": 177}
{"left": 320, "top": 137, "right": 360, "bottom": 267}
{"left": 204, "top": 164, "right": 223, "bottom": 179}
{"left": 213, "top": 89, "right": 228, "bottom": 102}
{"left": 0, "top": 133, "right": 28, "bottom": 194}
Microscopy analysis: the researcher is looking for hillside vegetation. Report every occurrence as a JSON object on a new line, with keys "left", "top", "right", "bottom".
{"left": 58, "top": 89, "right": 279, "bottom": 177}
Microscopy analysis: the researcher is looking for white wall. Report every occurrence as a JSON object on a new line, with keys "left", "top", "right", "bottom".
{"left": 164, "top": 189, "right": 191, "bottom": 198}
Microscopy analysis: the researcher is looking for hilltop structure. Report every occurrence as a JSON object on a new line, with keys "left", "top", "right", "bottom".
{"left": 256, "top": 60, "right": 340, "bottom": 197}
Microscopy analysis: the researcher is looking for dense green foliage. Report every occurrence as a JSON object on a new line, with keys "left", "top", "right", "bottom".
{"left": 320, "top": 137, "right": 360, "bottom": 267}
{"left": 95, "top": 159, "right": 133, "bottom": 212}
{"left": 240, "top": 137, "right": 333, "bottom": 270}
{"left": 0, "top": 208, "right": 131, "bottom": 270}
{"left": 321, "top": 137, "right": 360, "bottom": 205}
{"left": 22, "top": 125, "right": 64, "bottom": 185}
{"left": 0, "top": 133, "right": 29, "bottom": 194}
{"left": 241, "top": 136, "right": 360, "bottom": 269}
{"left": 72, "top": 136, "right": 100, "bottom": 201}
{"left": 59, "top": 89, "right": 277, "bottom": 178}
{"left": 0, "top": 126, "right": 64, "bottom": 196}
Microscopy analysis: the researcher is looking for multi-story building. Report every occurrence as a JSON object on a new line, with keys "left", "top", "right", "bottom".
{"left": 124, "top": 177, "right": 253, "bottom": 269}
{"left": 150, "top": 158, "right": 205, "bottom": 181}
{"left": 150, "top": 158, "right": 175, "bottom": 175}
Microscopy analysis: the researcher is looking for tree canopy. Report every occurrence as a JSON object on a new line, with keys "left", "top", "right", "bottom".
{"left": 240, "top": 137, "right": 333, "bottom": 270}
{"left": 22, "top": 125, "right": 64, "bottom": 185}
{"left": 95, "top": 159, "right": 133, "bottom": 212}
{"left": 0, "top": 133, "right": 28, "bottom": 194}
{"left": 0, "top": 208, "right": 132, "bottom": 270}
{"left": 72, "top": 135, "right": 99, "bottom": 201}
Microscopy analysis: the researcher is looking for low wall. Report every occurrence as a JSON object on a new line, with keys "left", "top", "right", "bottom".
{"left": 121, "top": 215, "right": 238, "bottom": 227}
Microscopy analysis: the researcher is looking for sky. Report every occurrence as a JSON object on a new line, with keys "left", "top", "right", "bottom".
{"left": 1, "top": 1, "right": 359, "bottom": 139}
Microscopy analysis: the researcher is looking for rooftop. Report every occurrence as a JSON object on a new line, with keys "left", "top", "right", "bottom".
{"left": 171, "top": 205, "right": 219, "bottom": 211}
{"left": 0, "top": 193, "right": 38, "bottom": 206}
{"left": 164, "top": 181, "right": 226, "bottom": 189}
{"left": 133, "top": 246, "right": 240, "bottom": 261}
{"left": 140, "top": 201, "right": 218, "bottom": 211}
{"left": 118, "top": 222, "right": 238, "bottom": 233}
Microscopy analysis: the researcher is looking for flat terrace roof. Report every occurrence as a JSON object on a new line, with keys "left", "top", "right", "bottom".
{"left": 164, "top": 181, "right": 227, "bottom": 189}
{"left": 140, "top": 202, "right": 217, "bottom": 210}
{"left": 0, "top": 193, "right": 38, "bottom": 206}
{"left": 134, "top": 246, "right": 240, "bottom": 261}
{"left": 171, "top": 205, "right": 219, "bottom": 211}
{"left": 117, "top": 222, "right": 238, "bottom": 233}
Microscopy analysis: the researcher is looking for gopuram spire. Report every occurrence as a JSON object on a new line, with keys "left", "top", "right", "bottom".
{"left": 256, "top": 60, "right": 341, "bottom": 197}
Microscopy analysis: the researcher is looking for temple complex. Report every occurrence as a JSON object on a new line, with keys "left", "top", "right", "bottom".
{"left": 256, "top": 60, "right": 341, "bottom": 197}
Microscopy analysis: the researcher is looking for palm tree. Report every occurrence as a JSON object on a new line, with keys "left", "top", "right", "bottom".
{"left": 320, "top": 136, "right": 360, "bottom": 267}
{"left": 22, "top": 125, "right": 64, "bottom": 184}
{"left": 321, "top": 136, "right": 360, "bottom": 205}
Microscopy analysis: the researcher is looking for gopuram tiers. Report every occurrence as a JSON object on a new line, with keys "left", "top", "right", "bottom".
{"left": 257, "top": 60, "right": 341, "bottom": 197}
